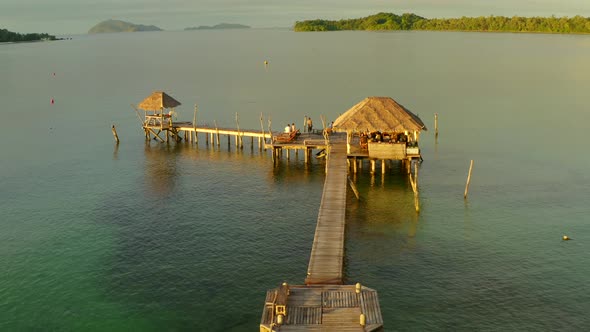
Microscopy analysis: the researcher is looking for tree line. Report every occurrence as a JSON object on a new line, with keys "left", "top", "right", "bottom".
{"left": 0, "top": 29, "right": 57, "bottom": 42}
{"left": 294, "top": 12, "right": 590, "bottom": 34}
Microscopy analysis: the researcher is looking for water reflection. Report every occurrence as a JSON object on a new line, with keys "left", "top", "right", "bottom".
{"left": 112, "top": 144, "right": 119, "bottom": 160}
{"left": 345, "top": 173, "right": 420, "bottom": 276}
{"left": 143, "top": 142, "right": 180, "bottom": 197}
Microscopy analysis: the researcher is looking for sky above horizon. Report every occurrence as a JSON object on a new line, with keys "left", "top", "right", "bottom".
{"left": 3, "top": 0, "right": 590, "bottom": 35}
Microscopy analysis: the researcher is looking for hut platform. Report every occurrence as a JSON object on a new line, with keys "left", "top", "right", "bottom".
{"left": 260, "top": 284, "right": 383, "bottom": 332}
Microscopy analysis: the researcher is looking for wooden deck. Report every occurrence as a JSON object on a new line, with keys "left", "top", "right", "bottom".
{"left": 260, "top": 284, "right": 383, "bottom": 332}
{"left": 305, "top": 138, "right": 348, "bottom": 285}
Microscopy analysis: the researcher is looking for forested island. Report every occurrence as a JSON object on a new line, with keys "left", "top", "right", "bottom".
{"left": 0, "top": 28, "right": 57, "bottom": 42}
{"left": 185, "top": 23, "right": 250, "bottom": 30}
{"left": 88, "top": 20, "right": 162, "bottom": 33}
{"left": 294, "top": 12, "right": 590, "bottom": 34}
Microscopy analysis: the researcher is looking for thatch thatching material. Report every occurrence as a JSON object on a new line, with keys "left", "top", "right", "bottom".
{"left": 333, "top": 97, "right": 427, "bottom": 132}
{"left": 138, "top": 91, "right": 181, "bottom": 111}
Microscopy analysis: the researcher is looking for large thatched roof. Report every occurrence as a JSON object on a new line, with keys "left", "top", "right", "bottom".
{"left": 333, "top": 97, "right": 427, "bottom": 132}
{"left": 138, "top": 91, "right": 181, "bottom": 111}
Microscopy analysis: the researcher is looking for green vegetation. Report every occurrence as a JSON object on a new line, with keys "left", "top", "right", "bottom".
{"left": 0, "top": 28, "right": 57, "bottom": 42}
{"left": 185, "top": 23, "right": 250, "bottom": 30}
{"left": 88, "top": 20, "right": 162, "bottom": 34}
{"left": 294, "top": 12, "right": 590, "bottom": 34}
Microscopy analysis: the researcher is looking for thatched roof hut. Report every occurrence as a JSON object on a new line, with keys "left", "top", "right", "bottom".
{"left": 333, "top": 97, "right": 426, "bottom": 133}
{"left": 138, "top": 91, "right": 181, "bottom": 111}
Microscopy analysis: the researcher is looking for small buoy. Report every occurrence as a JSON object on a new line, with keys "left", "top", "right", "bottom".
{"left": 563, "top": 235, "right": 571, "bottom": 241}
{"left": 51, "top": 98, "right": 55, "bottom": 104}
{"left": 264, "top": 60, "right": 268, "bottom": 65}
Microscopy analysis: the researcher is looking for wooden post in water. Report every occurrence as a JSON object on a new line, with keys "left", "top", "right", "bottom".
{"left": 193, "top": 104, "right": 198, "bottom": 144}
{"left": 434, "top": 113, "right": 439, "bottom": 138}
{"left": 371, "top": 160, "right": 376, "bottom": 174}
{"left": 409, "top": 161, "right": 420, "bottom": 213}
{"left": 111, "top": 125, "right": 120, "bottom": 144}
{"left": 381, "top": 159, "right": 386, "bottom": 175}
{"left": 235, "top": 112, "right": 243, "bottom": 149}
{"left": 464, "top": 160, "right": 474, "bottom": 199}
{"left": 260, "top": 113, "right": 265, "bottom": 150}
{"left": 348, "top": 176, "right": 360, "bottom": 200}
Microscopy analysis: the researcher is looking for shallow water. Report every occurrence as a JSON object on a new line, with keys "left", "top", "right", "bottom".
{"left": 1, "top": 30, "right": 589, "bottom": 330}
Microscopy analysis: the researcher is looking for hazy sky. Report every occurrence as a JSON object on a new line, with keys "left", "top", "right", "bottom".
{"left": 3, "top": 0, "right": 590, "bottom": 34}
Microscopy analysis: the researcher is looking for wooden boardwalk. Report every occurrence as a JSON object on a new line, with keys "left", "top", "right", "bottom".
{"left": 305, "top": 137, "right": 348, "bottom": 285}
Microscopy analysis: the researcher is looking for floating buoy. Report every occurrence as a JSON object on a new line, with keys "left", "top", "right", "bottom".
{"left": 563, "top": 235, "right": 571, "bottom": 241}
{"left": 51, "top": 98, "right": 55, "bottom": 104}
{"left": 264, "top": 60, "right": 268, "bottom": 65}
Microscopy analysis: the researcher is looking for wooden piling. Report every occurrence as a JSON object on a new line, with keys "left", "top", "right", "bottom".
{"left": 381, "top": 159, "right": 386, "bottom": 174}
{"left": 353, "top": 157, "right": 358, "bottom": 173}
{"left": 371, "top": 160, "right": 376, "bottom": 174}
{"left": 111, "top": 125, "right": 120, "bottom": 144}
{"left": 435, "top": 113, "right": 439, "bottom": 137}
{"left": 464, "top": 160, "right": 474, "bottom": 199}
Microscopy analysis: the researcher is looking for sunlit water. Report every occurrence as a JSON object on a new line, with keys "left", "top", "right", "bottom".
{"left": 1, "top": 30, "right": 589, "bottom": 330}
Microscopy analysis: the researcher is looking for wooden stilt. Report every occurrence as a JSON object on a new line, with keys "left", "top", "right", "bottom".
{"left": 353, "top": 157, "right": 358, "bottom": 173}
{"left": 381, "top": 159, "right": 386, "bottom": 174}
{"left": 371, "top": 160, "right": 376, "bottom": 174}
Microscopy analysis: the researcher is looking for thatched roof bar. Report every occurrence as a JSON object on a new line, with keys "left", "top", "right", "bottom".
{"left": 333, "top": 97, "right": 426, "bottom": 132}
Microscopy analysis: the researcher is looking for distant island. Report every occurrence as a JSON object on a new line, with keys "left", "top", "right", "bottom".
{"left": 294, "top": 12, "right": 590, "bottom": 34}
{"left": 88, "top": 19, "right": 162, "bottom": 34}
{"left": 185, "top": 23, "right": 250, "bottom": 30}
{"left": 1, "top": 28, "right": 57, "bottom": 42}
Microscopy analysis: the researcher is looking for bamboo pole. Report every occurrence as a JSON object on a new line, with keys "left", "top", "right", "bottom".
{"left": 260, "top": 112, "right": 265, "bottom": 150}
{"left": 464, "top": 160, "right": 474, "bottom": 199}
{"left": 434, "top": 113, "right": 439, "bottom": 137}
{"left": 348, "top": 176, "right": 360, "bottom": 200}
{"left": 235, "top": 112, "right": 243, "bottom": 149}
{"left": 214, "top": 120, "right": 220, "bottom": 146}
{"left": 193, "top": 104, "right": 198, "bottom": 144}
{"left": 130, "top": 104, "right": 145, "bottom": 126}
{"left": 111, "top": 125, "right": 120, "bottom": 144}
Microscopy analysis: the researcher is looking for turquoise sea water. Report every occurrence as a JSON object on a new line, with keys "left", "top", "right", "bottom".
{"left": 1, "top": 30, "right": 590, "bottom": 330}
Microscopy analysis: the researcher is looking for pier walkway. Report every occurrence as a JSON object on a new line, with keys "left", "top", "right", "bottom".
{"left": 305, "top": 137, "right": 348, "bottom": 285}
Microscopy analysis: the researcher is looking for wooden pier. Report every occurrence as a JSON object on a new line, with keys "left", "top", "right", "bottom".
{"left": 260, "top": 135, "right": 384, "bottom": 331}
{"left": 305, "top": 138, "right": 348, "bottom": 285}
{"left": 131, "top": 92, "right": 431, "bottom": 331}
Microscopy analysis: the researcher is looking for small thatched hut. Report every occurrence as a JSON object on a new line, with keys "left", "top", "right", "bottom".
{"left": 333, "top": 97, "right": 427, "bottom": 159}
{"left": 138, "top": 91, "right": 181, "bottom": 129}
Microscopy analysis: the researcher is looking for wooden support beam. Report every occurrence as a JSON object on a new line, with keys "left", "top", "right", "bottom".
{"left": 371, "top": 160, "right": 376, "bottom": 174}
{"left": 381, "top": 159, "right": 386, "bottom": 174}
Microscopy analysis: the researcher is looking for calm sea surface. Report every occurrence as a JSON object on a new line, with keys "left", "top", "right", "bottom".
{"left": 1, "top": 30, "right": 590, "bottom": 331}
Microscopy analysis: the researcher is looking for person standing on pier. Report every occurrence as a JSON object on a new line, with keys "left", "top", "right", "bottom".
{"left": 284, "top": 123, "right": 291, "bottom": 133}
{"left": 307, "top": 117, "right": 313, "bottom": 133}
{"left": 291, "top": 123, "right": 296, "bottom": 133}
